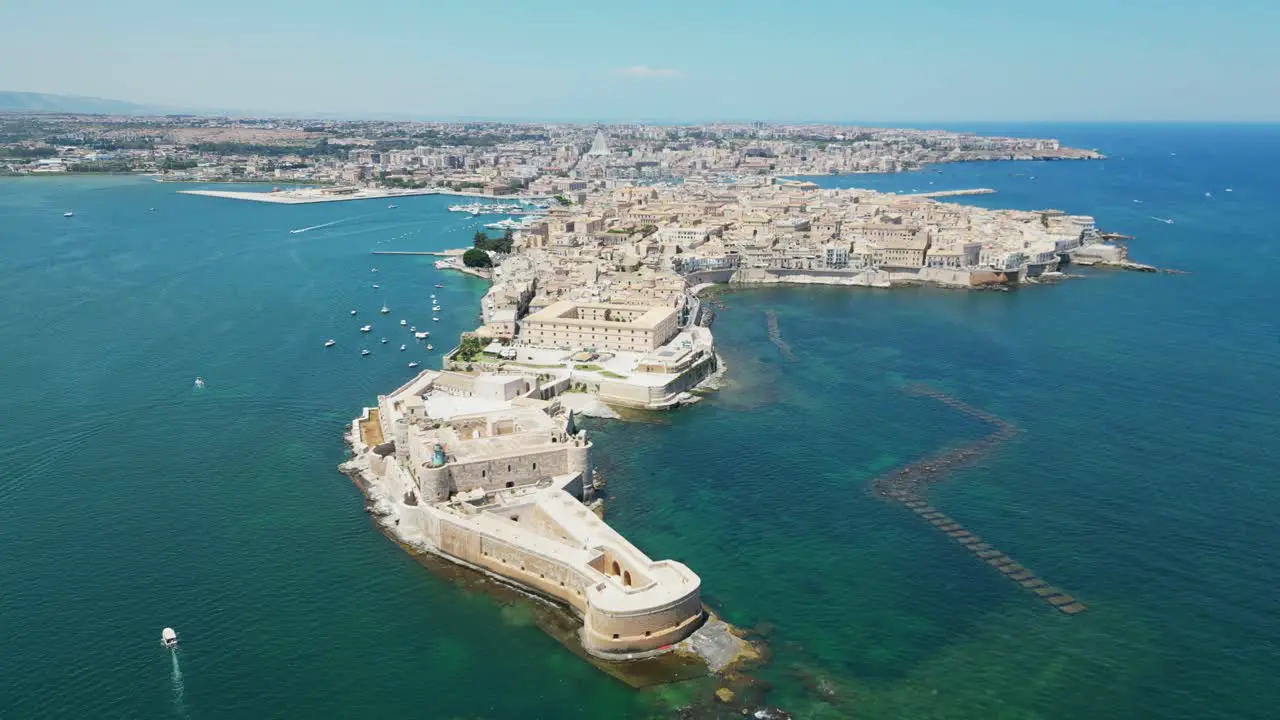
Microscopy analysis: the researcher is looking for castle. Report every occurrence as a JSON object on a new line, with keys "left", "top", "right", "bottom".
{"left": 344, "top": 369, "right": 705, "bottom": 658}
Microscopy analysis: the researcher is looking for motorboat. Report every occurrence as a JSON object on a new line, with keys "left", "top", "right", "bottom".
{"left": 380, "top": 305, "right": 390, "bottom": 314}
{"left": 350, "top": 309, "right": 357, "bottom": 316}
{"left": 415, "top": 331, "right": 429, "bottom": 339}
{"left": 193, "top": 377, "right": 206, "bottom": 389}
{"left": 399, "top": 344, "right": 407, "bottom": 351}
{"left": 387, "top": 204, "right": 398, "bottom": 209}
{"left": 161, "top": 627, "right": 178, "bottom": 648}
{"left": 434, "top": 284, "right": 444, "bottom": 288}
{"left": 408, "top": 361, "right": 420, "bottom": 368}
{"left": 380, "top": 337, "right": 388, "bottom": 344}
{"left": 360, "top": 324, "right": 372, "bottom": 333}
{"left": 399, "top": 319, "right": 407, "bottom": 327}
{"left": 409, "top": 326, "right": 416, "bottom": 332}
{"left": 324, "top": 339, "right": 336, "bottom": 348}
{"left": 430, "top": 294, "right": 436, "bottom": 299}
{"left": 371, "top": 267, "right": 378, "bottom": 272}
{"left": 63, "top": 211, "right": 74, "bottom": 217}
{"left": 432, "top": 317, "right": 439, "bottom": 322}
{"left": 372, "top": 283, "right": 380, "bottom": 289}
{"left": 426, "top": 344, "right": 433, "bottom": 350}
{"left": 432, "top": 305, "right": 441, "bottom": 311}
{"left": 361, "top": 349, "right": 371, "bottom": 356}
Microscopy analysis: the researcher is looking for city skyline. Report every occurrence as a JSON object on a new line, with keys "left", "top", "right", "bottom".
{"left": 3, "top": 0, "right": 1279, "bottom": 122}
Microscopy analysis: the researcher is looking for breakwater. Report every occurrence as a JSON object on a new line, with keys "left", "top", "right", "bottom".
{"left": 871, "top": 384, "right": 1087, "bottom": 615}
{"left": 764, "top": 310, "right": 796, "bottom": 361}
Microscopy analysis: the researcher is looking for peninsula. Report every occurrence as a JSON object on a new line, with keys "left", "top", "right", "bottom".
{"left": 96, "top": 114, "right": 1138, "bottom": 673}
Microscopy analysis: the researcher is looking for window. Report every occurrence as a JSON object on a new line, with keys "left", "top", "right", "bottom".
{"left": 505, "top": 481, "right": 514, "bottom": 488}
{"left": 481, "top": 470, "right": 486, "bottom": 478}
{"left": 532, "top": 462, "right": 537, "bottom": 470}
{"left": 612, "top": 633, "right": 619, "bottom": 640}
{"left": 507, "top": 464, "right": 512, "bottom": 472}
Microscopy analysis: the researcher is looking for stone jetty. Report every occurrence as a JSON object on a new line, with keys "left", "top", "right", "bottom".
{"left": 764, "top": 310, "right": 796, "bottom": 361}
{"left": 876, "top": 385, "right": 1087, "bottom": 615}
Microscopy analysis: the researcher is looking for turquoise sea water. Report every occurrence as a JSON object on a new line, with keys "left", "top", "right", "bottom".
{"left": 2, "top": 125, "right": 1278, "bottom": 719}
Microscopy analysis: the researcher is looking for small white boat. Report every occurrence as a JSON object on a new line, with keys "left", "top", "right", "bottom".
{"left": 1225, "top": 188, "right": 1233, "bottom": 193}
{"left": 432, "top": 305, "right": 441, "bottom": 311}
{"left": 399, "top": 344, "right": 407, "bottom": 351}
{"left": 415, "top": 331, "right": 429, "bottom": 339}
{"left": 1204, "top": 192, "right": 1212, "bottom": 198}
{"left": 434, "top": 284, "right": 444, "bottom": 288}
{"left": 372, "top": 283, "right": 380, "bottom": 289}
{"left": 387, "top": 204, "right": 398, "bottom": 209}
{"left": 432, "top": 317, "right": 439, "bottom": 322}
{"left": 410, "top": 326, "right": 416, "bottom": 332}
{"left": 361, "top": 349, "right": 370, "bottom": 356}
{"left": 426, "top": 344, "right": 434, "bottom": 350}
{"left": 161, "top": 627, "right": 178, "bottom": 648}
{"left": 380, "top": 337, "right": 388, "bottom": 344}
{"left": 371, "top": 267, "right": 378, "bottom": 272}
{"left": 430, "top": 294, "right": 436, "bottom": 299}
{"left": 324, "top": 339, "right": 336, "bottom": 348}
{"left": 408, "top": 361, "right": 420, "bottom": 368}
{"left": 360, "top": 324, "right": 372, "bottom": 333}
{"left": 63, "top": 211, "right": 74, "bottom": 217}
{"left": 399, "top": 319, "right": 407, "bottom": 327}
{"left": 193, "top": 377, "right": 206, "bottom": 389}
{"left": 350, "top": 309, "right": 357, "bottom": 316}
{"left": 380, "top": 305, "right": 390, "bottom": 314}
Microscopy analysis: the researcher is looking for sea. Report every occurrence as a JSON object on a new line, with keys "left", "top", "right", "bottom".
{"left": 1, "top": 124, "right": 1278, "bottom": 720}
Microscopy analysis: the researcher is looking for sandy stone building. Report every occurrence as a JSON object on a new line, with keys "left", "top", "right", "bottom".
{"left": 520, "top": 301, "right": 679, "bottom": 352}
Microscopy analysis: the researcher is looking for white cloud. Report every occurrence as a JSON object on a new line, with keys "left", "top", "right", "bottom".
{"left": 619, "top": 66, "right": 681, "bottom": 79}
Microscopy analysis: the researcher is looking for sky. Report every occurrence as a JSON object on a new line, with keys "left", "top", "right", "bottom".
{"left": 2, "top": 0, "right": 1278, "bottom": 122}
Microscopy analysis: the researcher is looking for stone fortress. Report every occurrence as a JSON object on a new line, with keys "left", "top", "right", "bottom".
{"left": 343, "top": 368, "right": 706, "bottom": 659}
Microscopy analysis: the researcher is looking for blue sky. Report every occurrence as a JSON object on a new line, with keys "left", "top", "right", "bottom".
{"left": 2, "top": 0, "right": 1278, "bottom": 122}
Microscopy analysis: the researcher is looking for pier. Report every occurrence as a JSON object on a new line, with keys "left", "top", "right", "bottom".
{"left": 876, "top": 385, "right": 1087, "bottom": 615}
{"left": 902, "top": 188, "right": 996, "bottom": 199}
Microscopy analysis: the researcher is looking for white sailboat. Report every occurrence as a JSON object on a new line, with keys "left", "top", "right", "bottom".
{"left": 360, "top": 324, "right": 372, "bottom": 333}
{"left": 380, "top": 304, "right": 390, "bottom": 314}
{"left": 324, "top": 339, "right": 336, "bottom": 348}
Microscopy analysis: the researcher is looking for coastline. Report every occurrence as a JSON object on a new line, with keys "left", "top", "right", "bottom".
{"left": 178, "top": 186, "right": 555, "bottom": 205}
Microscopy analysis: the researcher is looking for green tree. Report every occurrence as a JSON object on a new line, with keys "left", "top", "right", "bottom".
{"left": 457, "top": 335, "right": 486, "bottom": 360}
{"left": 473, "top": 231, "right": 489, "bottom": 246}
{"left": 462, "top": 248, "right": 493, "bottom": 268}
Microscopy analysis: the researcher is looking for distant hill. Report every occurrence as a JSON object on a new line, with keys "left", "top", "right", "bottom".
{"left": 0, "top": 91, "right": 171, "bottom": 115}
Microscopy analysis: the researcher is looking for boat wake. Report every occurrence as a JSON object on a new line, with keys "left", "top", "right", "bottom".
{"left": 170, "top": 650, "right": 188, "bottom": 718}
{"left": 289, "top": 218, "right": 346, "bottom": 234}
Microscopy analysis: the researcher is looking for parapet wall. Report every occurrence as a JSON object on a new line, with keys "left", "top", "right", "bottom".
{"left": 429, "top": 500, "right": 703, "bottom": 655}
